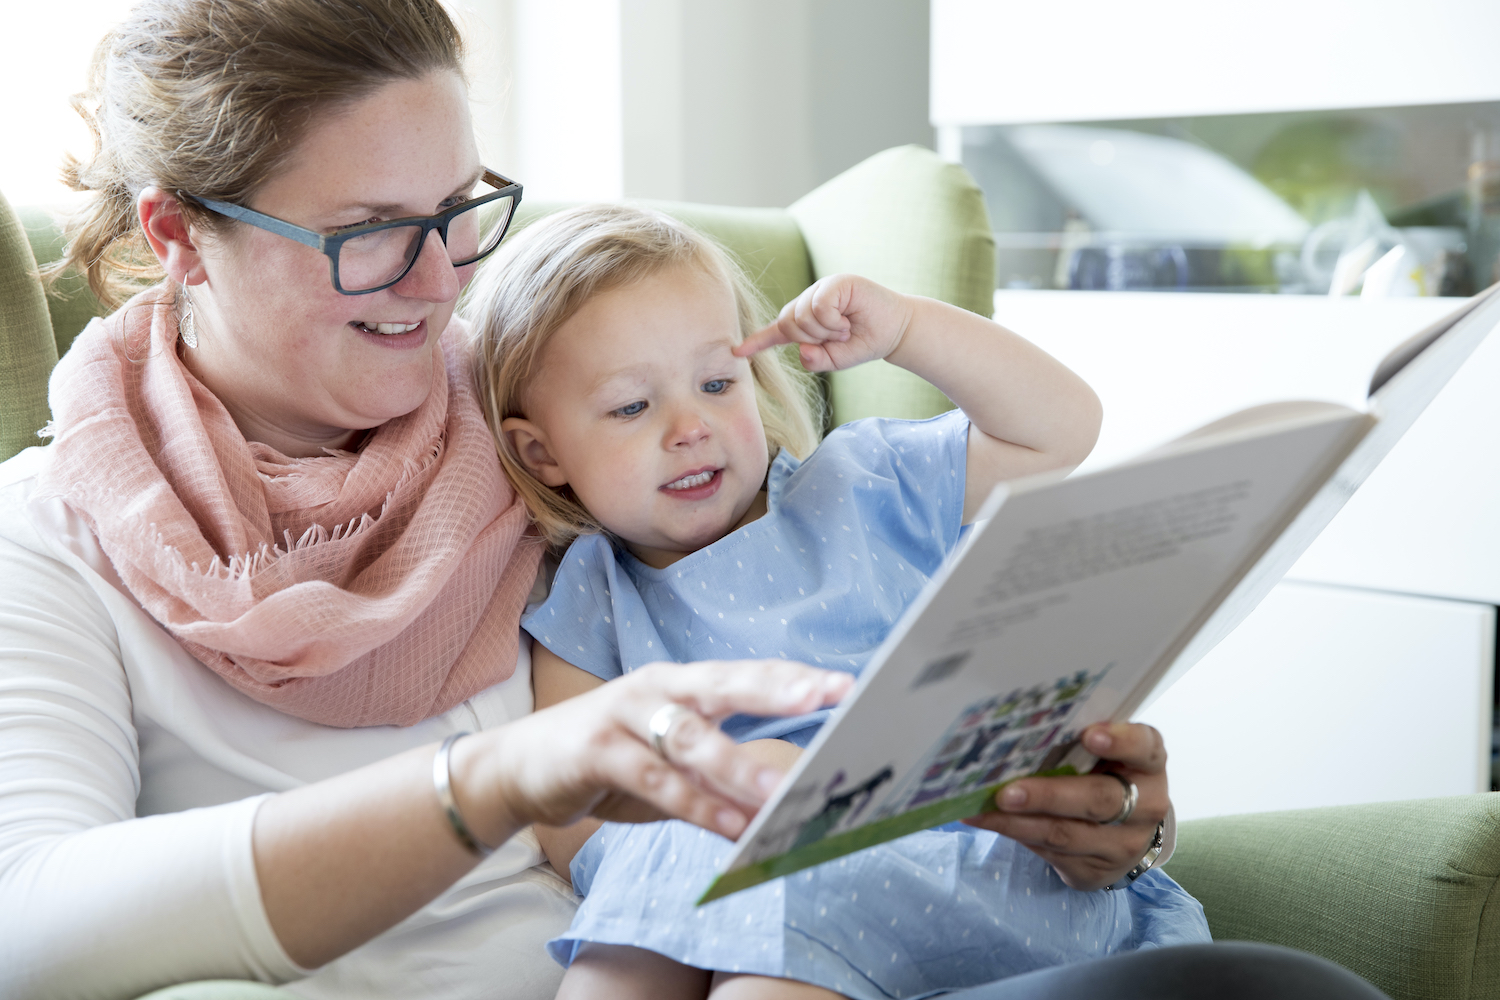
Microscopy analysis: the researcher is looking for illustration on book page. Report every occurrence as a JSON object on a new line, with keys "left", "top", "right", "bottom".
{"left": 756, "top": 664, "right": 1114, "bottom": 861}
{"left": 874, "top": 665, "right": 1112, "bottom": 821}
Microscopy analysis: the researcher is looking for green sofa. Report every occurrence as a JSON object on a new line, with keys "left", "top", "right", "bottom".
{"left": 3, "top": 146, "right": 1497, "bottom": 1000}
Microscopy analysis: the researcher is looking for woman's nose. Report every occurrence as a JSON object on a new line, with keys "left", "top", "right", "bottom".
{"left": 392, "top": 229, "right": 460, "bottom": 302}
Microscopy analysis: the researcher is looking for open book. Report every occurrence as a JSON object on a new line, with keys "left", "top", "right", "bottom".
{"left": 699, "top": 285, "right": 1500, "bottom": 904}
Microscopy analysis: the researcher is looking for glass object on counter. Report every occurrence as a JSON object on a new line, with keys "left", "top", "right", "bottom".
{"left": 958, "top": 101, "right": 1500, "bottom": 296}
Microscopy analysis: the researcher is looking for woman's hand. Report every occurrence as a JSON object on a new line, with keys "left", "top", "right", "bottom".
{"left": 963, "top": 722, "right": 1168, "bottom": 891}
{"left": 454, "top": 660, "right": 851, "bottom": 846}
{"left": 734, "top": 273, "right": 914, "bottom": 373}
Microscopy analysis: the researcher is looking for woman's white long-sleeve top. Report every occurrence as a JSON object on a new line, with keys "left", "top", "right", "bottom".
{"left": 0, "top": 446, "right": 577, "bottom": 1000}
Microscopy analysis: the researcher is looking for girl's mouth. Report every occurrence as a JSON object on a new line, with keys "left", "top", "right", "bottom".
{"left": 661, "top": 468, "right": 722, "bottom": 500}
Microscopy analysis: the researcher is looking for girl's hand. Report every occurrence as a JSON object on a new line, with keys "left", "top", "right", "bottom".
{"left": 734, "top": 273, "right": 914, "bottom": 373}
{"left": 962, "top": 722, "right": 1169, "bottom": 891}
{"left": 455, "top": 660, "right": 851, "bottom": 844}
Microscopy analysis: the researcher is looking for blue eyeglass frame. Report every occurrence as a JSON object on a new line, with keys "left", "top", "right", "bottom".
{"left": 177, "top": 168, "right": 523, "bottom": 295}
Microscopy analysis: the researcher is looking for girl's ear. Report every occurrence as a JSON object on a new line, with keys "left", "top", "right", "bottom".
{"left": 138, "top": 187, "right": 208, "bottom": 286}
{"left": 501, "top": 417, "right": 568, "bottom": 487}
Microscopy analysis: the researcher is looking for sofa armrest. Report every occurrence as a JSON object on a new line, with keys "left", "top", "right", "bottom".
{"left": 1165, "top": 794, "right": 1500, "bottom": 1000}
{"left": 1, "top": 192, "right": 59, "bottom": 462}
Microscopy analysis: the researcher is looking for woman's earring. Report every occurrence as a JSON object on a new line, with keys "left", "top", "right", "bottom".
{"left": 178, "top": 295, "right": 198, "bottom": 349}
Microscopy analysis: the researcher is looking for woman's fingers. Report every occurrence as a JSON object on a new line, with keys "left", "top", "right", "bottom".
{"left": 963, "top": 722, "right": 1170, "bottom": 890}
{"left": 486, "top": 660, "right": 851, "bottom": 839}
{"left": 1080, "top": 721, "right": 1168, "bottom": 774}
{"left": 585, "top": 736, "right": 755, "bottom": 838}
{"left": 613, "top": 661, "right": 850, "bottom": 806}
{"left": 994, "top": 723, "right": 1166, "bottom": 821}
{"left": 628, "top": 659, "right": 851, "bottom": 724}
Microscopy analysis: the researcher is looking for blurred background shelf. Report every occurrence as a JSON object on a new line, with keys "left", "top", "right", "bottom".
{"left": 934, "top": 0, "right": 1500, "bottom": 296}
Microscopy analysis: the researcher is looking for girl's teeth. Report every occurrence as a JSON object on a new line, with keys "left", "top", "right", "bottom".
{"left": 666, "top": 471, "right": 714, "bottom": 490}
{"left": 360, "top": 321, "right": 421, "bottom": 335}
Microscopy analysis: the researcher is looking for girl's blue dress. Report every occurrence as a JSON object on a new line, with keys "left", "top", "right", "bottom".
{"left": 522, "top": 412, "right": 1209, "bottom": 999}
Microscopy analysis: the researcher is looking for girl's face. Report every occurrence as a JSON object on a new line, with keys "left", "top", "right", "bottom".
{"left": 176, "top": 71, "right": 481, "bottom": 456}
{"left": 504, "top": 264, "right": 771, "bottom": 568}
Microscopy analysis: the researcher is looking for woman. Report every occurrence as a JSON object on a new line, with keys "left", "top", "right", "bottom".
{"left": 0, "top": 1, "right": 1384, "bottom": 998}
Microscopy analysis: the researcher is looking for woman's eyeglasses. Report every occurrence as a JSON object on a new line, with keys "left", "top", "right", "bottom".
{"left": 178, "top": 169, "right": 522, "bottom": 295}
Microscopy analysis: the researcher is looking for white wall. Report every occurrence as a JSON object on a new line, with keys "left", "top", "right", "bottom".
{"left": 462, "top": 0, "right": 932, "bottom": 208}
{"left": 458, "top": 0, "right": 625, "bottom": 202}
{"left": 0, "top": 0, "right": 139, "bottom": 208}
{"left": 3, "top": 0, "right": 930, "bottom": 211}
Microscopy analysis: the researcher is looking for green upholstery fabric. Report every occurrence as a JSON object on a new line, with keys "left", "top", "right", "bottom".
{"left": 637, "top": 201, "right": 814, "bottom": 313}
{"left": 510, "top": 198, "right": 814, "bottom": 316}
{"left": 1167, "top": 794, "right": 1500, "bottom": 1000}
{"left": 134, "top": 982, "right": 294, "bottom": 999}
{"left": 788, "top": 145, "right": 997, "bottom": 426}
{"left": 17, "top": 204, "right": 102, "bottom": 360}
{"left": 0, "top": 191, "right": 59, "bottom": 460}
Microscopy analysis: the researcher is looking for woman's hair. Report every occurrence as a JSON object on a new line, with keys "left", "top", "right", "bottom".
{"left": 464, "top": 204, "right": 825, "bottom": 548}
{"left": 48, "top": 0, "right": 465, "bottom": 310}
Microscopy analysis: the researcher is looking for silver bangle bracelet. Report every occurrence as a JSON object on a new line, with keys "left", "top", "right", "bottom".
{"left": 1103, "top": 819, "right": 1165, "bottom": 891}
{"left": 434, "top": 731, "right": 493, "bottom": 857}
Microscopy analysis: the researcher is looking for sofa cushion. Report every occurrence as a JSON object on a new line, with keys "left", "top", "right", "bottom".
{"left": 509, "top": 199, "right": 814, "bottom": 315}
{"left": 1167, "top": 794, "right": 1500, "bottom": 1000}
{"left": 17, "top": 205, "right": 103, "bottom": 362}
{"left": 788, "top": 145, "right": 996, "bottom": 426}
{"left": 1, "top": 192, "right": 60, "bottom": 462}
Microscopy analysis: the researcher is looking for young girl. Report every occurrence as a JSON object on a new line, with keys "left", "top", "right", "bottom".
{"left": 464, "top": 205, "right": 1209, "bottom": 999}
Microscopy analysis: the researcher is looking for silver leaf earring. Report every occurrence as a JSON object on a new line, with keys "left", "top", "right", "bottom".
{"left": 178, "top": 294, "right": 198, "bottom": 349}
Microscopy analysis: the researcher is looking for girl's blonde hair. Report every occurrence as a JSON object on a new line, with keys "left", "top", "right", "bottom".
{"left": 464, "top": 204, "right": 824, "bottom": 547}
{"left": 47, "top": 0, "right": 465, "bottom": 310}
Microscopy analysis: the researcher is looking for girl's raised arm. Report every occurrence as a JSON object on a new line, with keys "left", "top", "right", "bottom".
{"left": 735, "top": 274, "right": 1103, "bottom": 522}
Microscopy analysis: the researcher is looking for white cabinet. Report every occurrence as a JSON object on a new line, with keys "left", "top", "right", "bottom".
{"left": 931, "top": 0, "right": 1500, "bottom": 127}
{"left": 1137, "top": 582, "right": 1493, "bottom": 820}
{"left": 992, "top": 288, "right": 1499, "bottom": 814}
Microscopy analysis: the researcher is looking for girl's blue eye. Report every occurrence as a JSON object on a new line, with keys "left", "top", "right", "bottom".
{"left": 615, "top": 400, "right": 647, "bottom": 417}
{"left": 702, "top": 379, "right": 731, "bottom": 394}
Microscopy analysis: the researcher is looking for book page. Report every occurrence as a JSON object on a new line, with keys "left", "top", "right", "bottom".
{"left": 702, "top": 409, "right": 1366, "bottom": 903}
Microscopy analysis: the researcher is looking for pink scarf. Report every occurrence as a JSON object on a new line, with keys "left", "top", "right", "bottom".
{"left": 37, "top": 289, "right": 541, "bottom": 728}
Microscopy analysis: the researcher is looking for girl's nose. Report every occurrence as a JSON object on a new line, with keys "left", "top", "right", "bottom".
{"left": 392, "top": 229, "right": 460, "bottom": 303}
{"left": 665, "top": 405, "right": 711, "bottom": 449}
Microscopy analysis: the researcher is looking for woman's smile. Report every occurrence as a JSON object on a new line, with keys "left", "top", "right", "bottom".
{"left": 350, "top": 317, "right": 430, "bottom": 350}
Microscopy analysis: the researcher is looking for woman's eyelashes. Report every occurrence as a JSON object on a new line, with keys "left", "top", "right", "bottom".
{"left": 333, "top": 195, "right": 470, "bottom": 232}
{"left": 333, "top": 216, "right": 386, "bottom": 233}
